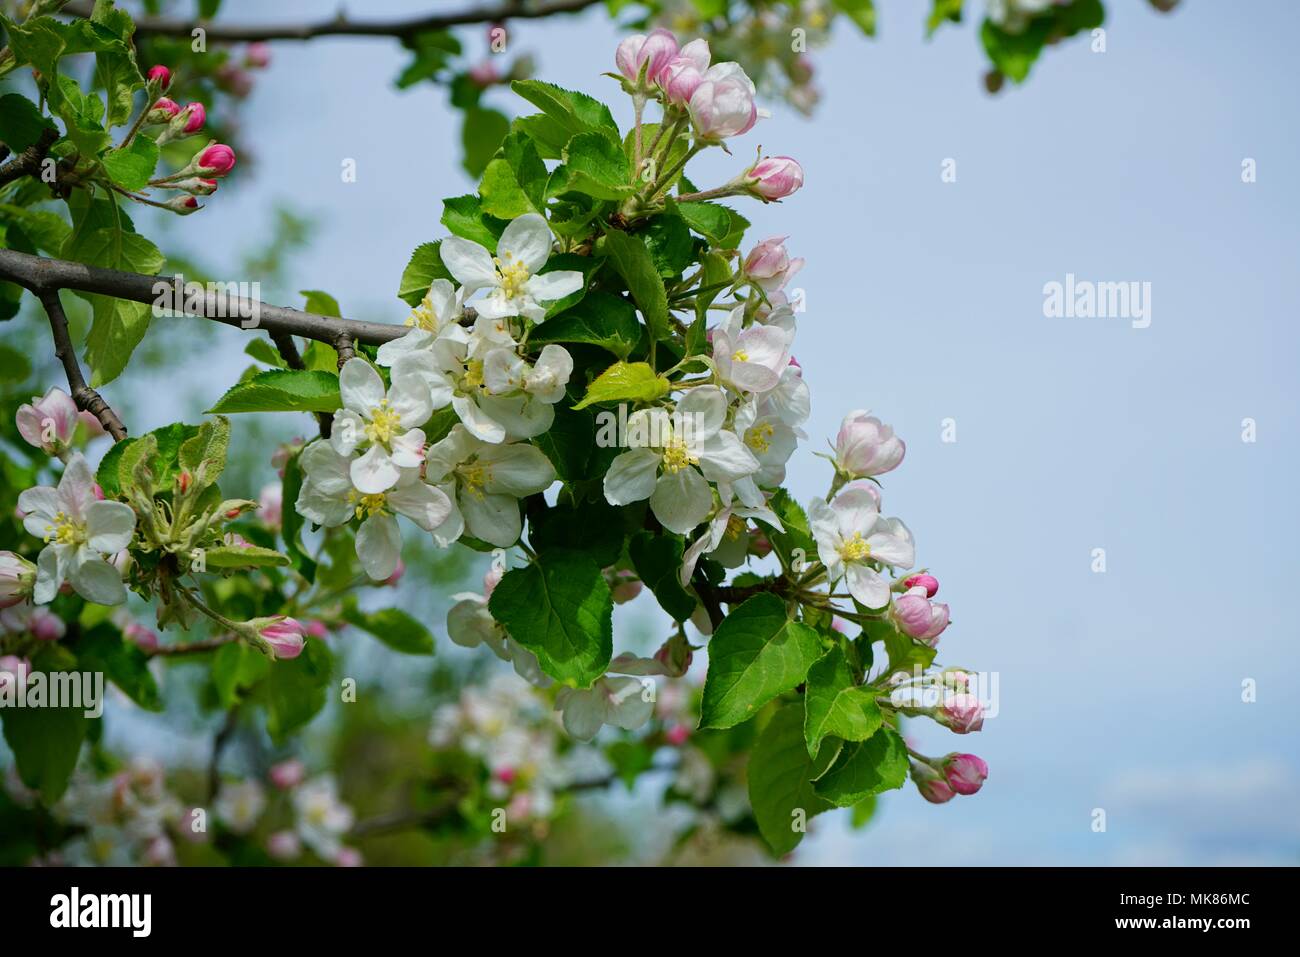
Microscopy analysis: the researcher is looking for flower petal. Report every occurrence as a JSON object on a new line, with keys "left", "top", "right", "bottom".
{"left": 603, "top": 449, "right": 661, "bottom": 506}
{"left": 356, "top": 513, "right": 401, "bottom": 581}
{"left": 387, "top": 480, "right": 452, "bottom": 532}
{"left": 350, "top": 444, "right": 401, "bottom": 495}
{"left": 85, "top": 500, "right": 135, "bottom": 553}
{"left": 461, "top": 491, "right": 522, "bottom": 547}
{"left": 480, "top": 442, "right": 556, "bottom": 497}
{"left": 845, "top": 564, "right": 889, "bottom": 610}
{"left": 497, "top": 213, "right": 553, "bottom": 274}
{"left": 525, "top": 270, "right": 583, "bottom": 304}
{"left": 339, "top": 357, "right": 385, "bottom": 414}
{"left": 440, "top": 236, "right": 499, "bottom": 292}
{"left": 69, "top": 554, "right": 127, "bottom": 606}
{"left": 650, "top": 467, "right": 712, "bottom": 535}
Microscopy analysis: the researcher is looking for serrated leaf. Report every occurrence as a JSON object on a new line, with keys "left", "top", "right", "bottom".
{"left": 628, "top": 530, "right": 697, "bottom": 622}
{"left": 488, "top": 550, "right": 613, "bottom": 687}
{"left": 529, "top": 290, "right": 640, "bottom": 359}
{"left": 601, "top": 229, "right": 669, "bottom": 342}
{"left": 178, "top": 415, "right": 230, "bottom": 488}
{"left": 699, "top": 592, "right": 825, "bottom": 730}
{"left": 441, "top": 194, "right": 507, "bottom": 251}
{"left": 571, "top": 360, "right": 669, "bottom": 410}
{"left": 397, "top": 241, "right": 453, "bottom": 307}
{"left": 343, "top": 606, "right": 435, "bottom": 655}
{"left": 0, "top": 93, "right": 54, "bottom": 152}
{"left": 747, "top": 704, "right": 838, "bottom": 856}
{"left": 813, "top": 728, "right": 910, "bottom": 807}
{"left": 207, "top": 369, "right": 341, "bottom": 414}
{"left": 201, "top": 544, "right": 291, "bottom": 569}
{"left": 803, "top": 646, "right": 882, "bottom": 758}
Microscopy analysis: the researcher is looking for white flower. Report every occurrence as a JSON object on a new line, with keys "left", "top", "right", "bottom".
{"left": 214, "top": 779, "right": 266, "bottom": 835}
{"left": 834, "top": 409, "right": 905, "bottom": 479}
{"left": 293, "top": 776, "right": 354, "bottom": 860}
{"left": 389, "top": 335, "right": 551, "bottom": 444}
{"left": 734, "top": 399, "right": 798, "bottom": 487}
{"left": 330, "top": 358, "right": 433, "bottom": 494}
{"left": 440, "top": 213, "right": 583, "bottom": 322}
{"left": 554, "top": 676, "right": 655, "bottom": 740}
{"left": 762, "top": 364, "right": 811, "bottom": 430}
{"left": 602, "top": 386, "right": 758, "bottom": 535}
{"left": 808, "top": 484, "right": 915, "bottom": 609}
{"left": 679, "top": 489, "right": 782, "bottom": 586}
{"left": 483, "top": 343, "right": 573, "bottom": 404}
{"left": 404, "top": 278, "right": 464, "bottom": 336}
{"left": 295, "top": 440, "right": 452, "bottom": 581}
{"left": 17, "top": 454, "right": 135, "bottom": 606}
{"left": 446, "top": 587, "right": 549, "bottom": 687}
{"left": 424, "top": 425, "right": 556, "bottom": 548}
{"left": 713, "top": 305, "right": 792, "bottom": 395}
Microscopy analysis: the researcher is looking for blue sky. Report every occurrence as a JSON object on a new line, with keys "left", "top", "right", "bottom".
{"left": 122, "top": 0, "right": 1300, "bottom": 865}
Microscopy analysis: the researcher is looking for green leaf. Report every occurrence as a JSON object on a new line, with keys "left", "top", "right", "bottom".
{"left": 207, "top": 369, "right": 341, "bottom": 414}
{"left": 104, "top": 421, "right": 199, "bottom": 495}
{"left": 488, "top": 550, "right": 613, "bottom": 687}
{"left": 528, "top": 499, "right": 625, "bottom": 568}
{"left": 980, "top": 16, "right": 1050, "bottom": 82}
{"left": 531, "top": 402, "right": 596, "bottom": 482}
{"left": 675, "top": 201, "right": 740, "bottom": 245}
{"left": 628, "top": 531, "right": 697, "bottom": 622}
{"left": 178, "top": 415, "right": 230, "bottom": 488}
{"left": 926, "top": 0, "right": 965, "bottom": 35}
{"left": 0, "top": 93, "right": 54, "bottom": 152}
{"left": 75, "top": 625, "right": 161, "bottom": 712}
{"left": 202, "top": 544, "right": 291, "bottom": 569}
{"left": 479, "top": 130, "right": 547, "bottom": 218}
{"left": 640, "top": 213, "right": 694, "bottom": 277}
{"left": 747, "top": 704, "right": 837, "bottom": 856}
{"left": 244, "top": 339, "right": 285, "bottom": 367}
{"left": 571, "top": 360, "right": 669, "bottom": 410}
{"left": 63, "top": 226, "right": 164, "bottom": 386}
{"left": 759, "top": 488, "right": 816, "bottom": 573}
{"left": 343, "top": 606, "right": 435, "bottom": 655}
{"left": 511, "top": 79, "right": 620, "bottom": 158}
{"left": 699, "top": 593, "right": 825, "bottom": 730}
{"left": 0, "top": 344, "right": 31, "bottom": 383}
{"left": 551, "top": 131, "right": 632, "bottom": 200}
{"left": 461, "top": 106, "right": 510, "bottom": 178}
{"left": 279, "top": 450, "right": 317, "bottom": 583}
{"left": 813, "top": 728, "right": 910, "bottom": 807}
{"left": 803, "top": 646, "right": 883, "bottom": 759}
{"left": 0, "top": 203, "right": 71, "bottom": 254}
{"left": 834, "top": 0, "right": 877, "bottom": 36}
{"left": 441, "top": 194, "right": 507, "bottom": 251}
{"left": 299, "top": 289, "right": 341, "bottom": 316}
{"left": 397, "top": 241, "right": 452, "bottom": 307}
{"left": 0, "top": 648, "right": 91, "bottom": 803}
{"left": 261, "top": 638, "right": 333, "bottom": 743}
{"left": 530, "top": 290, "right": 640, "bottom": 359}
{"left": 212, "top": 641, "right": 271, "bottom": 708}
{"left": 601, "top": 229, "right": 669, "bottom": 342}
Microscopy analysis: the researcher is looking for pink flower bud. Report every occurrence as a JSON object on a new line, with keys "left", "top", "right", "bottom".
{"left": 244, "top": 43, "right": 271, "bottom": 69}
{"left": 124, "top": 622, "right": 158, "bottom": 652}
{"left": 748, "top": 529, "right": 773, "bottom": 558}
{"left": 689, "top": 67, "right": 758, "bottom": 140}
{"left": 151, "top": 96, "right": 182, "bottom": 119}
{"left": 912, "top": 763, "right": 956, "bottom": 804}
{"left": 665, "top": 723, "right": 690, "bottom": 747}
{"left": 259, "top": 617, "right": 305, "bottom": 659}
{"left": 334, "top": 846, "right": 363, "bottom": 867}
{"left": 903, "top": 573, "right": 939, "bottom": 597}
{"left": 0, "top": 552, "right": 37, "bottom": 609}
{"left": 28, "top": 607, "right": 64, "bottom": 642}
{"left": 164, "top": 195, "right": 201, "bottom": 214}
{"left": 941, "top": 753, "right": 988, "bottom": 796}
{"left": 743, "top": 236, "right": 804, "bottom": 293}
{"left": 196, "top": 143, "right": 236, "bottom": 177}
{"left": 304, "top": 620, "right": 329, "bottom": 640}
{"left": 495, "top": 766, "right": 517, "bottom": 785}
{"left": 834, "top": 410, "right": 905, "bottom": 478}
{"left": 615, "top": 29, "right": 679, "bottom": 85}
{"left": 659, "top": 57, "right": 704, "bottom": 105}
{"left": 266, "top": 830, "right": 301, "bottom": 861}
{"left": 268, "top": 758, "right": 306, "bottom": 791}
{"left": 0, "top": 655, "right": 29, "bottom": 694}
{"left": 937, "top": 693, "right": 984, "bottom": 734}
{"left": 148, "top": 65, "right": 172, "bottom": 89}
{"left": 892, "top": 592, "right": 950, "bottom": 645}
{"left": 468, "top": 60, "right": 500, "bottom": 88}
{"left": 609, "top": 569, "right": 643, "bottom": 604}
{"left": 746, "top": 156, "right": 804, "bottom": 200}
{"left": 16, "top": 387, "right": 79, "bottom": 455}
{"left": 181, "top": 102, "right": 206, "bottom": 134}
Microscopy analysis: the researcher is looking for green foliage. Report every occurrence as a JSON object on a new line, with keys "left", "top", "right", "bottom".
{"left": 207, "top": 369, "right": 342, "bottom": 414}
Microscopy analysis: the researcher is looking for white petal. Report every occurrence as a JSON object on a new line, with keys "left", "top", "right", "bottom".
{"left": 329, "top": 410, "right": 365, "bottom": 456}
{"left": 480, "top": 443, "right": 557, "bottom": 497}
{"left": 846, "top": 564, "right": 889, "bottom": 610}
{"left": 18, "top": 486, "right": 60, "bottom": 537}
{"left": 676, "top": 385, "right": 726, "bottom": 440}
{"left": 525, "top": 270, "right": 583, "bottom": 304}
{"left": 69, "top": 554, "right": 127, "bottom": 606}
{"left": 350, "top": 444, "right": 401, "bottom": 495}
{"left": 605, "top": 676, "right": 656, "bottom": 730}
{"left": 33, "top": 546, "right": 65, "bottom": 604}
{"left": 300, "top": 441, "right": 352, "bottom": 495}
{"left": 432, "top": 482, "right": 464, "bottom": 546}
{"left": 831, "top": 485, "right": 880, "bottom": 539}
{"left": 697, "top": 430, "right": 759, "bottom": 483}
{"left": 868, "top": 518, "right": 915, "bottom": 569}
{"left": 497, "top": 213, "right": 553, "bottom": 274}
{"left": 356, "top": 513, "right": 401, "bottom": 581}
{"left": 472, "top": 292, "right": 520, "bottom": 321}
{"left": 387, "top": 480, "right": 452, "bottom": 532}
{"left": 295, "top": 480, "right": 353, "bottom": 527}
{"left": 440, "top": 236, "right": 499, "bottom": 292}
{"left": 388, "top": 374, "right": 434, "bottom": 428}
{"left": 603, "top": 449, "right": 661, "bottom": 506}
{"left": 478, "top": 394, "right": 553, "bottom": 440}
{"left": 650, "top": 467, "right": 712, "bottom": 535}
{"left": 339, "top": 357, "right": 385, "bottom": 413}
{"left": 85, "top": 500, "right": 135, "bottom": 553}
{"left": 559, "top": 687, "right": 607, "bottom": 741}
{"left": 483, "top": 348, "right": 527, "bottom": 394}
{"left": 375, "top": 328, "right": 432, "bottom": 367}
{"left": 389, "top": 428, "right": 427, "bottom": 469}
{"left": 461, "top": 491, "right": 522, "bottom": 547}
{"left": 452, "top": 395, "right": 507, "bottom": 444}
{"left": 57, "top": 454, "right": 97, "bottom": 520}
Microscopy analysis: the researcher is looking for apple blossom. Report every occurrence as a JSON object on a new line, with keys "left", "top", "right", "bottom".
{"left": 892, "top": 587, "right": 951, "bottom": 645}
{"left": 147, "top": 64, "right": 172, "bottom": 88}
{"left": 680, "top": 488, "right": 782, "bottom": 586}
{"left": 295, "top": 440, "right": 453, "bottom": 581}
{"left": 941, "top": 753, "right": 989, "bottom": 795}
{"left": 440, "top": 214, "right": 582, "bottom": 322}
{"left": 734, "top": 399, "right": 799, "bottom": 487}
{"left": 423, "top": 425, "right": 556, "bottom": 547}
{"left": 214, "top": 778, "right": 266, "bottom": 834}
{"left": 554, "top": 676, "right": 655, "bottom": 740}
{"left": 16, "top": 386, "right": 79, "bottom": 456}
{"left": 146, "top": 96, "right": 181, "bottom": 124}
{"left": 743, "top": 236, "right": 804, "bottom": 294}
{"left": 269, "top": 759, "right": 307, "bottom": 791}
{"left": 904, "top": 573, "right": 940, "bottom": 597}
{"left": 602, "top": 386, "right": 759, "bottom": 535}
{"left": 658, "top": 38, "right": 711, "bottom": 104}
{"left": 712, "top": 306, "right": 793, "bottom": 395}
{"left": 17, "top": 454, "right": 136, "bottom": 606}
{"left": 936, "top": 693, "right": 985, "bottom": 734}
{"left": 809, "top": 483, "right": 915, "bottom": 609}
{"left": 446, "top": 581, "right": 548, "bottom": 685}
{"left": 483, "top": 343, "right": 574, "bottom": 404}
{"left": 615, "top": 29, "right": 679, "bottom": 85}
{"left": 330, "top": 358, "right": 433, "bottom": 494}
{"left": 257, "top": 617, "right": 307, "bottom": 659}
{"left": 293, "top": 776, "right": 355, "bottom": 861}
{"left": 835, "top": 410, "right": 906, "bottom": 478}
{"left": 0, "top": 552, "right": 36, "bottom": 608}
{"left": 180, "top": 102, "right": 206, "bottom": 133}
{"left": 745, "top": 156, "right": 804, "bottom": 200}
{"left": 196, "top": 143, "right": 236, "bottom": 177}
{"left": 688, "top": 62, "right": 758, "bottom": 140}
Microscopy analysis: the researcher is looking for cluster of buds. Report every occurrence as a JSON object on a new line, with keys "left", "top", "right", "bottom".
{"left": 134, "top": 64, "right": 237, "bottom": 215}
{"left": 910, "top": 752, "right": 989, "bottom": 804}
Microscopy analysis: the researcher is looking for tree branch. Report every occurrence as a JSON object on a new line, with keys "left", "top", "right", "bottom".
{"left": 0, "top": 247, "right": 411, "bottom": 347}
{"left": 0, "top": 127, "right": 58, "bottom": 188}
{"left": 35, "top": 287, "right": 129, "bottom": 441}
{"left": 62, "top": 0, "right": 601, "bottom": 44}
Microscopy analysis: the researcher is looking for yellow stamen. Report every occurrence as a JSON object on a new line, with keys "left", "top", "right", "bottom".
{"left": 746, "top": 422, "right": 775, "bottom": 454}
{"left": 661, "top": 435, "right": 699, "bottom": 474}
{"left": 365, "top": 399, "right": 402, "bottom": 445}
{"left": 405, "top": 289, "right": 441, "bottom": 330}
{"left": 460, "top": 463, "right": 491, "bottom": 499}
{"left": 347, "top": 490, "right": 388, "bottom": 520}
{"left": 733, "top": 349, "right": 750, "bottom": 363}
{"left": 838, "top": 532, "right": 871, "bottom": 563}
{"left": 462, "top": 359, "right": 486, "bottom": 391}
{"left": 725, "top": 515, "right": 747, "bottom": 540}
{"left": 493, "top": 252, "right": 530, "bottom": 301}
{"left": 43, "top": 510, "right": 83, "bottom": 546}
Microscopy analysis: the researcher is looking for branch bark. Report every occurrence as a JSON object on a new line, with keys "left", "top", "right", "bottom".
{"left": 36, "top": 287, "right": 129, "bottom": 441}
{"left": 0, "top": 127, "right": 58, "bottom": 188}
{"left": 61, "top": 0, "right": 600, "bottom": 43}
